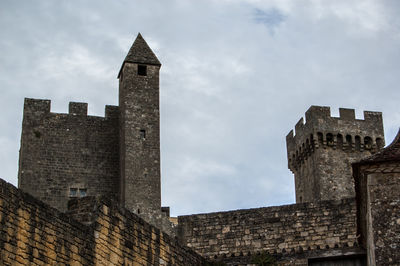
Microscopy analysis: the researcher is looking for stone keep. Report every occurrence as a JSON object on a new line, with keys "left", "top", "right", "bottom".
{"left": 286, "top": 106, "right": 385, "bottom": 203}
{"left": 18, "top": 34, "right": 166, "bottom": 229}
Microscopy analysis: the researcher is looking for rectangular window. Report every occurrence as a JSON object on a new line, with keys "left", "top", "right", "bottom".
{"left": 69, "top": 188, "right": 78, "bottom": 197}
{"left": 79, "top": 188, "right": 87, "bottom": 197}
{"left": 138, "top": 65, "right": 147, "bottom": 76}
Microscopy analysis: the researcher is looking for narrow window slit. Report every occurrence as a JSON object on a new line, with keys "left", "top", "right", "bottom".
{"left": 140, "top": 129, "right": 146, "bottom": 140}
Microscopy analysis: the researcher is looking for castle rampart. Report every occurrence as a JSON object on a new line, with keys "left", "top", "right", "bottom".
{"left": 286, "top": 106, "right": 384, "bottom": 203}
{"left": 0, "top": 178, "right": 205, "bottom": 265}
{"left": 178, "top": 199, "right": 362, "bottom": 265}
{"left": 18, "top": 98, "right": 120, "bottom": 212}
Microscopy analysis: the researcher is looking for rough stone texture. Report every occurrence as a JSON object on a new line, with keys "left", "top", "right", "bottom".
{"left": 353, "top": 130, "right": 400, "bottom": 266}
{"left": 0, "top": 179, "right": 206, "bottom": 265}
{"left": 286, "top": 106, "right": 385, "bottom": 203}
{"left": 18, "top": 98, "right": 119, "bottom": 212}
{"left": 12, "top": 33, "right": 400, "bottom": 265}
{"left": 118, "top": 37, "right": 165, "bottom": 229}
{"left": 0, "top": 178, "right": 95, "bottom": 265}
{"left": 18, "top": 34, "right": 173, "bottom": 235}
{"left": 178, "top": 198, "right": 361, "bottom": 264}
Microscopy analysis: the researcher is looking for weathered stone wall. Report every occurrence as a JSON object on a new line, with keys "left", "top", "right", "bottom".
{"left": 0, "top": 178, "right": 206, "bottom": 265}
{"left": 119, "top": 61, "right": 162, "bottom": 227}
{"left": 286, "top": 106, "right": 384, "bottom": 203}
{"left": 18, "top": 98, "right": 120, "bottom": 212}
{"left": 178, "top": 198, "right": 360, "bottom": 263}
{"left": 0, "top": 178, "right": 95, "bottom": 265}
{"left": 355, "top": 162, "right": 400, "bottom": 266}
{"left": 69, "top": 196, "right": 204, "bottom": 265}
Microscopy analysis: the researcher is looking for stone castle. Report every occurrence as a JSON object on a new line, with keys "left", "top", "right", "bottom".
{"left": 0, "top": 33, "right": 399, "bottom": 265}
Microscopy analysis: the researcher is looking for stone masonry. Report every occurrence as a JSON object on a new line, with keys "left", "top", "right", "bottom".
{"left": 18, "top": 99, "right": 119, "bottom": 212}
{"left": 0, "top": 178, "right": 205, "bottom": 265}
{"left": 6, "top": 32, "right": 400, "bottom": 265}
{"left": 178, "top": 199, "right": 363, "bottom": 265}
{"left": 353, "top": 130, "right": 400, "bottom": 266}
{"left": 286, "top": 106, "right": 384, "bottom": 203}
{"left": 18, "top": 34, "right": 173, "bottom": 235}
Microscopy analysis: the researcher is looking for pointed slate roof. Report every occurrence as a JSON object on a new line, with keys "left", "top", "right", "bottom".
{"left": 118, "top": 33, "right": 161, "bottom": 78}
{"left": 356, "top": 128, "right": 400, "bottom": 165}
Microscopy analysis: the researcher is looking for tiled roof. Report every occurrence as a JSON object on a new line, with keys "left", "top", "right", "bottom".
{"left": 357, "top": 128, "right": 400, "bottom": 165}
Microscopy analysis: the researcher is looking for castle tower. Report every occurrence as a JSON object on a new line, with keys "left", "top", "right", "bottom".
{"left": 286, "top": 106, "right": 385, "bottom": 203}
{"left": 118, "top": 33, "right": 162, "bottom": 224}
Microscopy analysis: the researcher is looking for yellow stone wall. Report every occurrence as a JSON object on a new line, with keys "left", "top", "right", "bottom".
{"left": 0, "top": 179, "right": 205, "bottom": 265}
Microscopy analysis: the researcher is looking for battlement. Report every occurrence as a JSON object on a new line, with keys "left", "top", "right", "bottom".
{"left": 291, "top": 106, "right": 383, "bottom": 139}
{"left": 23, "top": 98, "right": 51, "bottom": 115}
{"left": 286, "top": 106, "right": 384, "bottom": 172}
{"left": 23, "top": 98, "right": 119, "bottom": 119}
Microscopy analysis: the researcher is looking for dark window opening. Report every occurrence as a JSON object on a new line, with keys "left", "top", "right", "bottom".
{"left": 346, "top": 135, "right": 352, "bottom": 150}
{"left": 69, "top": 188, "right": 78, "bottom": 197}
{"left": 140, "top": 129, "right": 146, "bottom": 140}
{"left": 337, "top": 134, "right": 343, "bottom": 149}
{"left": 34, "top": 130, "right": 41, "bottom": 138}
{"left": 137, "top": 209, "right": 141, "bottom": 214}
{"left": 317, "top": 132, "right": 323, "bottom": 146}
{"left": 326, "top": 133, "right": 334, "bottom": 146}
{"left": 355, "top": 135, "right": 361, "bottom": 150}
{"left": 138, "top": 65, "right": 147, "bottom": 76}
{"left": 364, "top": 136, "right": 372, "bottom": 149}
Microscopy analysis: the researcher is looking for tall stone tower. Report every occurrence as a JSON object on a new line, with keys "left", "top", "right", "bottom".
{"left": 286, "top": 106, "right": 385, "bottom": 203}
{"left": 118, "top": 33, "right": 162, "bottom": 225}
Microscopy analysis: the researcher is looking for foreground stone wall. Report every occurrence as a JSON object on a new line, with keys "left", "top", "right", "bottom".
{"left": 0, "top": 178, "right": 95, "bottom": 265}
{"left": 178, "top": 199, "right": 360, "bottom": 263}
{"left": 0, "top": 179, "right": 205, "bottom": 265}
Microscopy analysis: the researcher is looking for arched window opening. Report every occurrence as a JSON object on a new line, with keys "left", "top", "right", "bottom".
{"left": 364, "top": 136, "right": 372, "bottom": 150}
{"left": 306, "top": 139, "right": 310, "bottom": 153}
{"left": 346, "top": 135, "right": 352, "bottom": 150}
{"left": 326, "top": 133, "right": 334, "bottom": 146}
{"left": 355, "top": 135, "right": 361, "bottom": 150}
{"left": 317, "top": 132, "right": 323, "bottom": 146}
{"left": 337, "top": 134, "right": 343, "bottom": 149}
{"left": 310, "top": 134, "right": 315, "bottom": 149}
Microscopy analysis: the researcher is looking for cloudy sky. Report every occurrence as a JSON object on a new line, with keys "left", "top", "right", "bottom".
{"left": 0, "top": 0, "right": 399, "bottom": 216}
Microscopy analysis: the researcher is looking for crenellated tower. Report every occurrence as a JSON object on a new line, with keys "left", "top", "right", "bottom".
{"left": 18, "top": 99, "right": 120, "bottom": 212}
{"left": 118, "top": 33, "right": 162, "bottom": 225}
{"left": 286, "top": 106, "right": 385, "bottom": 203}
